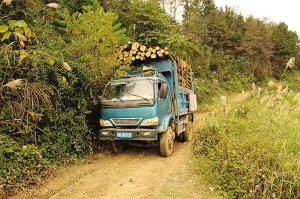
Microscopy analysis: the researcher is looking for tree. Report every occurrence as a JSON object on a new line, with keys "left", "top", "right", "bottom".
{"left": 271, "top": 22, "right": 300, "bottom": 76}
{"left": 237, "top": 16, "right": 274, "bottom": 78}
{"left": 61, "top": 5, "right": 128, "bottom": 87}
{"left": 116, "top": 0, "right": 177, "bottom": 47}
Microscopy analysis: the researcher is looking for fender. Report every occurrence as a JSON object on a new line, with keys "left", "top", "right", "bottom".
{"left": 158, "top": 114, "right": 175, "bottom": 132}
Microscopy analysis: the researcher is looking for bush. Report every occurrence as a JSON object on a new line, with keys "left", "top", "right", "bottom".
{"left": 0, "top": 0, "right": 126, "bottom": 193}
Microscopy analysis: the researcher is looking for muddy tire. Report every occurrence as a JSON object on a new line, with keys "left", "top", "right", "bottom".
{"left": 183, "top": 121, "right": 193, "bottom": 142}
{"left": 110, "top": 140, "right": 124, "bottom": 153}
{"left": 160, "top": 126, "right": 174, "bottom": 157}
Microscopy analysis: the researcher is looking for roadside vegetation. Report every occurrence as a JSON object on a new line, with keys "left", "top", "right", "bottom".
{"left": 194, "top": 81, "right": 300, "bottom": 198}
{"left": 0, "top": 0, "right": 299, "bottom": 196}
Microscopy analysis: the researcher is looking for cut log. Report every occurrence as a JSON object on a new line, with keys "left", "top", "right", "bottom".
{"left": 152, "top": 49, "right": 156, "bottom": 54}
{"left": 140, "top": 56, "right": 146, "bottom": 61}
{"left": 136, "top": 55, "right": 140, "bottom": 60}
{"left": 132, "top": 56, "right": 136, "bottom": 61}
{"left": 140, "top": 45, "right": 147, "bottom": 52}
{"left": 148, "top": 47, "right": 153, "bottom": 52}
{"left": 123, "top": 44, "right": 131, "bottom": 50}
{"left": 155, "top": 46, "right": 161, "bottom": 51}
{"left": 146, "top": 52, "right": 151, "bottom": 57}
{"left": 157, "top": 51, "right": 164, "bottom": 58}
{"left": 151, "top": 54, "right": 157, "bottom": 59}
{"left": 123, "top": 51, "right": 130, "bottom": 57}
{"left": 132, "top": 42, "right": 140, "bottom": 51}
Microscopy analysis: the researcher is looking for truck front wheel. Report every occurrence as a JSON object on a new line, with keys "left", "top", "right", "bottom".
{"left": 183, "top": 121, "right": 193, "bottom": 142}
{"left": 110, "top": 140, "right": 124, "bottom": 153}
{"left": 160, "top": 126, "right": 175, "bottom": 157}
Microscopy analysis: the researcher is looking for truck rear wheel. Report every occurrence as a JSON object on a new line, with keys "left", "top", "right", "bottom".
{"left": 160, "top": 126, "right": 174, "bottom": 157}
{"left": 110, "top": 140, "right": 124, "bottom": 153}
{"left": 183, "top": 121, "right": 193, "bottom": 142}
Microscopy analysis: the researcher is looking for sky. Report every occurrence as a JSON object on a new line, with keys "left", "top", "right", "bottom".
{"left": 214, "top": 0, "right": 300, "bottom": 36}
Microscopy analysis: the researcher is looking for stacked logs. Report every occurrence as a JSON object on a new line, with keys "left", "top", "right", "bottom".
{"left": 117, "top": 42, "right": 172, "bottom": 62}
{"left": 117, "top": 41, "right": 192, "bottom": 89}
{"left": 175, "top": 58, "right": 192, "bottom": 89}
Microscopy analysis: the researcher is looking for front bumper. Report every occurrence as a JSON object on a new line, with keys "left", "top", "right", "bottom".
{"left": 99, "top": 128, "right": 159, "bottom": 141}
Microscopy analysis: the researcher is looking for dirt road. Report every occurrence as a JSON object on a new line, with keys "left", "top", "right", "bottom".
{"left": 12, "top": 92, "right": 250, "bottom": 199}
{"left": 12, "top": 119, "right": 217, "bottom": 199}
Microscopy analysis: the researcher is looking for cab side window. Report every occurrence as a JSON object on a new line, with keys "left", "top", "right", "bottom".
{"left": 160, "top": 83, "right": 169, "bottom": 100}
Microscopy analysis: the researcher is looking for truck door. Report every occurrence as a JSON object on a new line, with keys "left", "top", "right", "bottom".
{"left": 158, "top": 83, "right": 172, "bottom": 123}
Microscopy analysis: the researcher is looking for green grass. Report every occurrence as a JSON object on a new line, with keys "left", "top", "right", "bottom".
{"left": 194, "top": 85, "right": 300, "bottom": 198}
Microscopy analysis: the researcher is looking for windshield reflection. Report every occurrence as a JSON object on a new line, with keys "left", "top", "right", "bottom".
{"left": 103, "top": 80, "right": 154, "bottom": 101}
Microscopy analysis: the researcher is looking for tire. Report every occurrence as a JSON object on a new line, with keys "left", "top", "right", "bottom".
{"left": 160, "top": 126, "right": 174, "bottom": 157}
{"left": 183, "top": 121, "right": 193, "bottom": 142}
{"left": 110, "top": 140, "right": 124, "bottom": 153}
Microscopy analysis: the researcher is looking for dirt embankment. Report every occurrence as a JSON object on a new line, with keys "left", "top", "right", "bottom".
{"left": 11, "top": 92, "right": 250, "bottom": 199}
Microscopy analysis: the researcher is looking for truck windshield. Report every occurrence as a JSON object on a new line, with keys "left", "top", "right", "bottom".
{"left": 103, "top": 80, "right": 154, "bottom": 101}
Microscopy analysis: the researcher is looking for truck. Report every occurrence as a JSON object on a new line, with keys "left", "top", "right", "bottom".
{"left": 98, "top": 58, "right": 197, "bottom": 157}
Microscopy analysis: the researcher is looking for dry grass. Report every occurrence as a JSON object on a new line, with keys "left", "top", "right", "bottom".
{"left": 2, "top": 79, "right": 23, "bottom": 89}
{"left": 1, "top": 81, "right": 53, "bottom": 140}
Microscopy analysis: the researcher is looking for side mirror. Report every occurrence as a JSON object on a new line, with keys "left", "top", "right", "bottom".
{"left": 98, "top": 96, "right": 103, "bottom": 102}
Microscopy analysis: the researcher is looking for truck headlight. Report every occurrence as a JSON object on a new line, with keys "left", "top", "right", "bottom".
{"left": 100, "top": 119, "right": 113, "bottom": 127}
{"left": 141, "top": 117, "right": 158, "bottom": 126}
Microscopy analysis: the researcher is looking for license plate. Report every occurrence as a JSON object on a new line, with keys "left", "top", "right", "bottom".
{"left": 117, "top": 132, "right": 132, "bottom": 138}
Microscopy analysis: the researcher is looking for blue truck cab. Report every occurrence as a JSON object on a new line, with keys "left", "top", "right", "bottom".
{"left": 99, "top": 59, "right": 197, "bottom": 156}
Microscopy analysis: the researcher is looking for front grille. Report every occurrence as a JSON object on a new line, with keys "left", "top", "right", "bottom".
{"left": 111, "top": 118, "right": 141, "bottom": 125}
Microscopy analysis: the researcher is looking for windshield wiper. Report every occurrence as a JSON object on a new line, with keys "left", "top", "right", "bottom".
{"left": 146, "top": 78, "right": 153, "bottom": 86}
{"left": 127, "top": 92, "right": 149, "bottom": 101}
{"left": 114, "top": 97, "right": 124, "bottom": 103}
